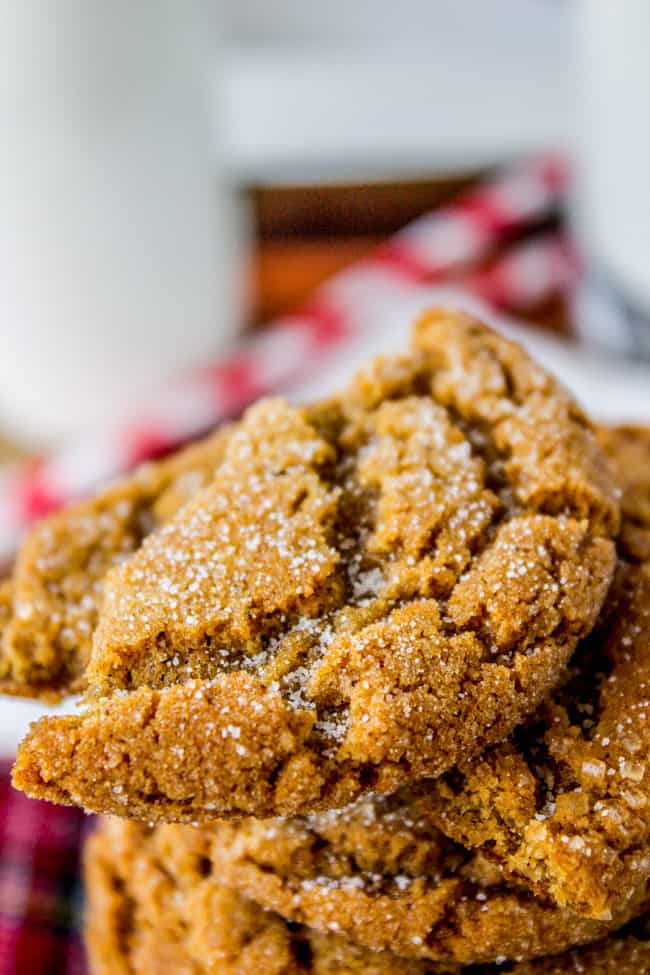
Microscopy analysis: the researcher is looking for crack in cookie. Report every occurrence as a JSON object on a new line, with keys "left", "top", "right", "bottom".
{"left": 427, "top": 427, "right": 650, "bottom": 922}
{"left": 206, "top": 788, "right": 650, "bottom": 963}
{"left": 84, "top": 817, "right": 650, "bottom": 975}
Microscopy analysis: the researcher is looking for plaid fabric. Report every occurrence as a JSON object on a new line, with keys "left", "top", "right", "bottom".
{"left": 0, "top": 763, "right": 88, "bottom": 975}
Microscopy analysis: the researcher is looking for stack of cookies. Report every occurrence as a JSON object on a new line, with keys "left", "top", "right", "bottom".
{"left": 2, "top": 309, "right": 650, "bottom": 973}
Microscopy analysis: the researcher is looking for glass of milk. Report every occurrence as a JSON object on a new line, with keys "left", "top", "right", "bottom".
{"left": 0, "top": 1, "right": 239, "bottom": 444}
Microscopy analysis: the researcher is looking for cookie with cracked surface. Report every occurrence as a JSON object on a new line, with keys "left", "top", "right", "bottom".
{"left": 84, "top": 818, "right": 650, "bottom": 975}
{"left": 85, "top": 818, "right": 452, "bottom": 975}
{"left": 13, "top": 309, "right": 619, "bottom": 821}
{"left": 192, "top": 789, "right": 650, "bottom": 963}
{"left": 0, "top": 426, "right": 234, "bottom": 699}
{"left": 426, "top": 426, "right": 650, "bottom": 922}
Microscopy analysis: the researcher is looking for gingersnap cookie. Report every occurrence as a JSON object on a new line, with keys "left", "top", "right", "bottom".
{"left": 13, "top": 309, "right": 619, "bottom": 822}
{"left": 0, "top": 424, "right": 234, "bottom": 698}
{"left": 85, "top": 818, "right": 450, "bottom": 975}
{"left": 425, "top": 425, "right": 650, "bottom": 922}
{"left": 207, "top": 788, "right": 650, "bottom": 963}
{"left": 84, "top": 818, "right": 650, "bottom": 975}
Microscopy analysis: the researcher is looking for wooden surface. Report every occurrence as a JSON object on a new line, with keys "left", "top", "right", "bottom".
{"left": 250, "top": 173, "right": 479, "bottom": 239}
{"left": 246, "top": 175, "right": 570, "bottom": 333}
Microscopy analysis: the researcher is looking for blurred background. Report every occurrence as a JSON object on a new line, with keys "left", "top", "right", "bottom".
{"left": 1, "top": 2, "right": 650, "bottom": 970}
{"left": 2, "top": 0, "right": 650, "bottom": 448}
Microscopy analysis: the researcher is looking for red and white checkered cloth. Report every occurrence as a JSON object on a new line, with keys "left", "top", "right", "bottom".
{"left": 0, "top": 154, "right": 575, "bottom": 565}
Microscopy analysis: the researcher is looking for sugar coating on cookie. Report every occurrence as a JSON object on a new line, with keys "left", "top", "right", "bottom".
{"left": 84, "top": 817, "right": 650, "bottom": 975}
{"left": 207, "top": 788, "right": 649, "bottom": 963}
{"left": 0, "top": 425, "right": 234, "bottom": 698}
{"left": 13, "top": 309, "right": 619, "bottom": 821}
{"left": 85, "top": 818, "right": 445, "bottom": 974}
{"left": 428, "top": 426, "right": 650, "bottom": 922}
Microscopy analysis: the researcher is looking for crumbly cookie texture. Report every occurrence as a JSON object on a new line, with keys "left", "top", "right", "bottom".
{"left": 13, "top": 309, "right": 619, "bottom": 821}
{"left": 0, "top": 420, "right": 241, "bottom": 701}
{"left": 428, "top": 426, "right": 650, "bottom": 922}
{"left": 0, "top": 426, "right": 234, "bottom": 699}
{"left": 597, "top": 425, "right": 650, "bottom": 564}
{"left": 84, "top": 819, "right": 453, "bottom": 975}
{"left": 207, "top": 789, "right": 649, "bottom": 963}
{"left": 84, "top": 818, "right": 650, "bottom": 975}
